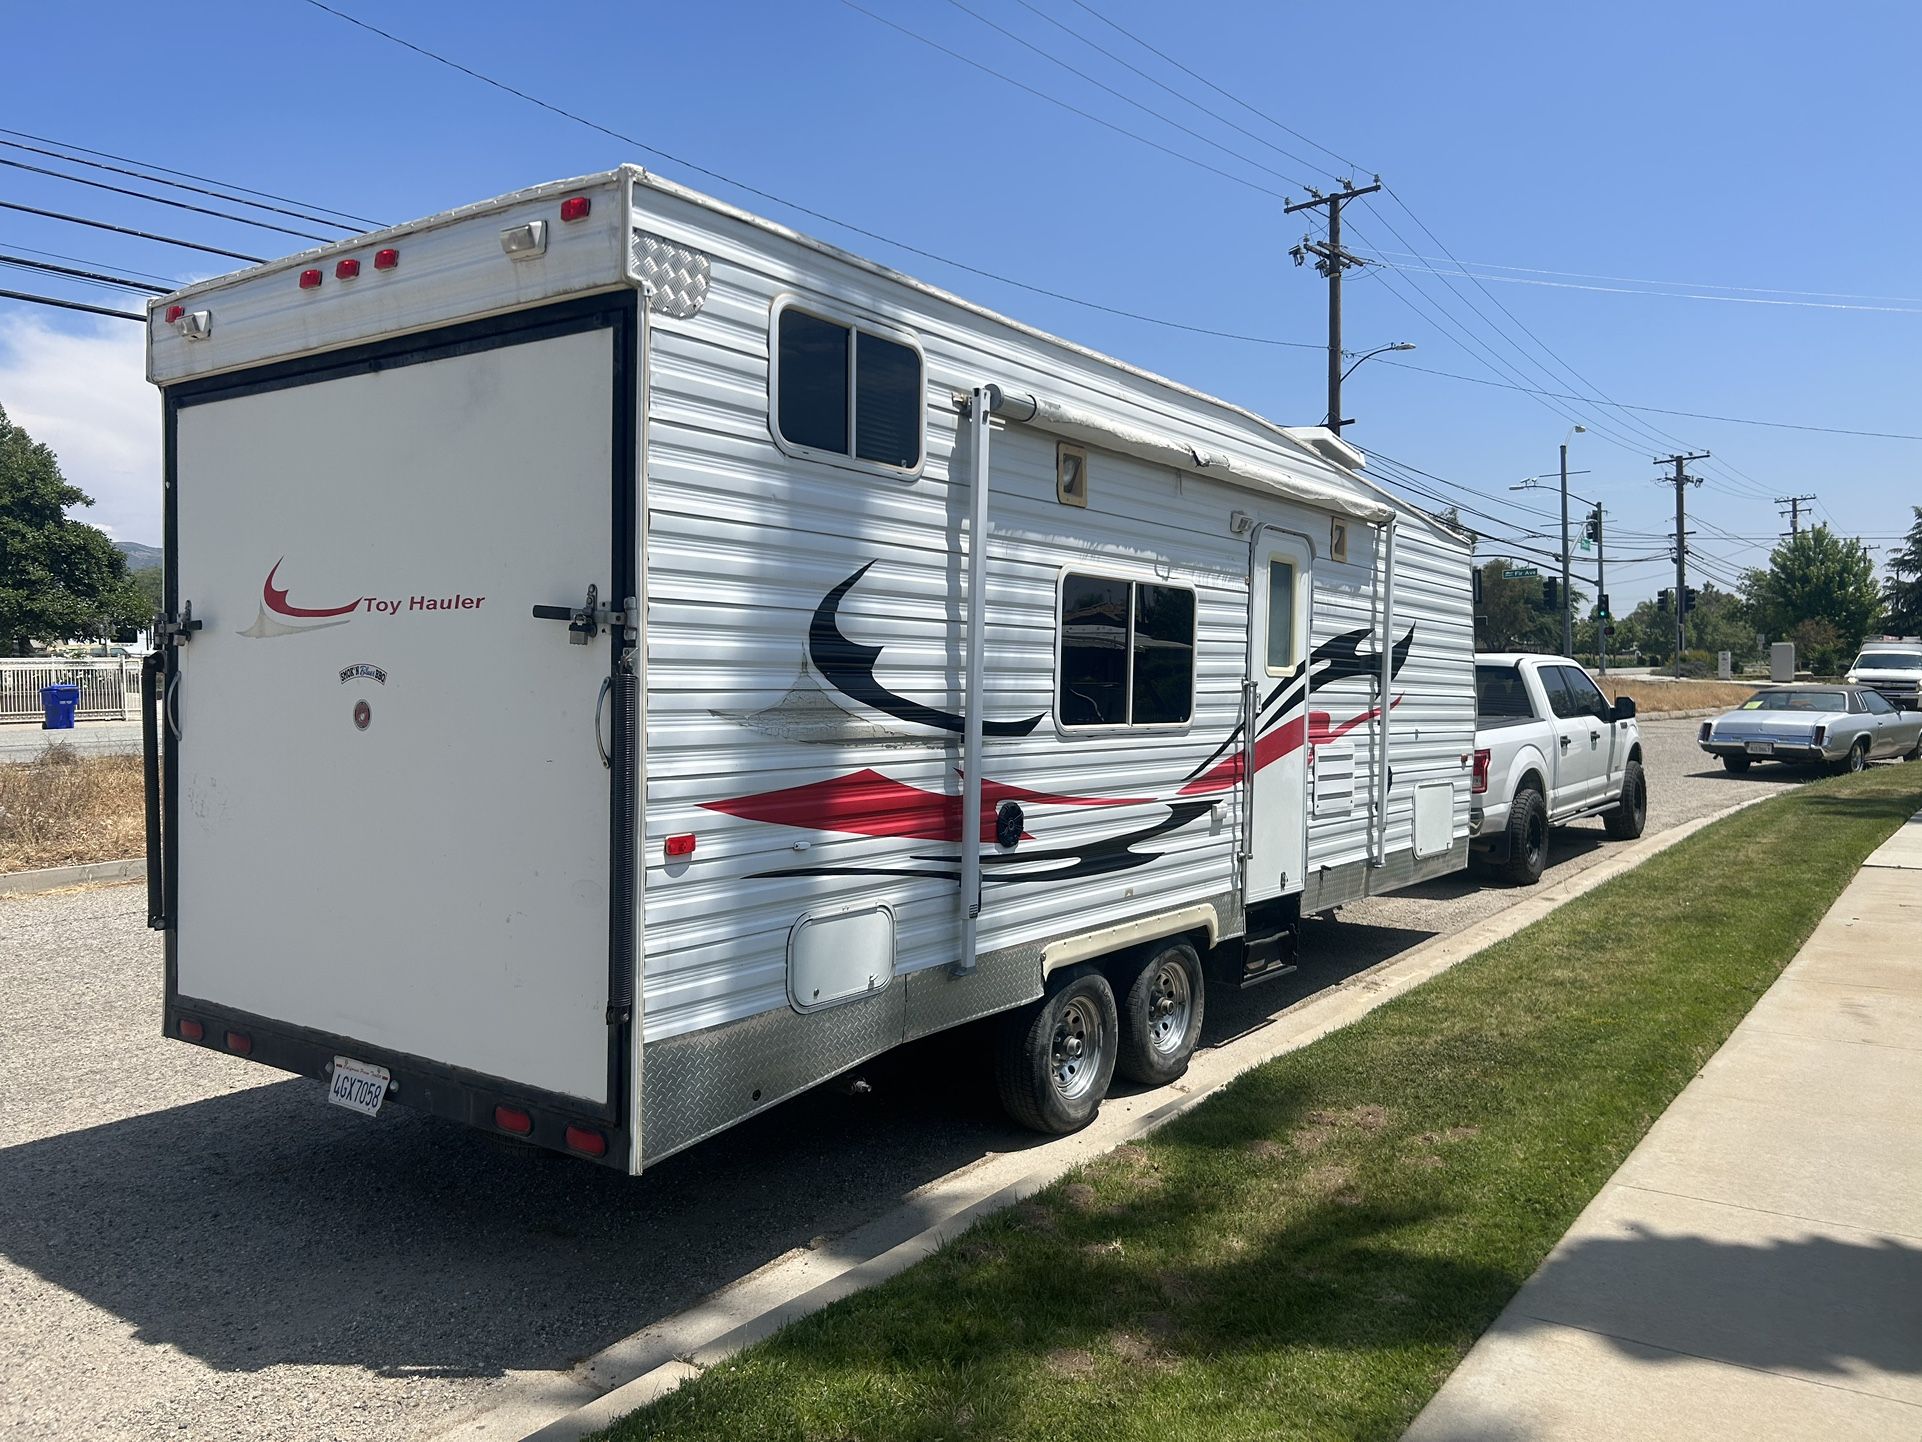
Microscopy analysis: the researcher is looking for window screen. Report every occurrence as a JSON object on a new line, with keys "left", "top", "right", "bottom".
{"left": 855, "top": 331, "right": 922, "bottom": 468}
{"left": 775, "top": 305, "right": 922, "bottom": 471}
{"left": 1133, "top": 585, "right": 1195, "bottom": 725}
{"left": 1265, "top": 560, "right": 1296, "bottom": 674}
{"left": 1058, "top": 574, "right": 1194, "bottom": 728}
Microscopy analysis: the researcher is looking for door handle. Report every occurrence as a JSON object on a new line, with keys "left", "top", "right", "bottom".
{"left": 1560, "top": 735, "right": 1572, "bottom": 750}
{"left": 593, "top": 676, "right": 612, "bottom": 769}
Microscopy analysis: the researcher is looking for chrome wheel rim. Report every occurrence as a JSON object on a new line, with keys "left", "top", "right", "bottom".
{"left": 1850, "top": 745, "right": 1866, "bottom": 773}
{"left": 1145, "top": 959, "right": 1193, "bottom": 1058}
{"left": 1051, "top": 996, "right": 1104, "bottom": 1101}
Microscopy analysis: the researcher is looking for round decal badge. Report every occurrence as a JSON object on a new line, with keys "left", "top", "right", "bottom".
{"left": 353, "top": 699, "right": 371, "bottom": 731}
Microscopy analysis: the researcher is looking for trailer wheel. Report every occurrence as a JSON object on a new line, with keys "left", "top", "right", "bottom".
{"left": 1603, "top": 758, "right": 1647, "bottom": 840}
{"left": 994, "top": 967, "right": 1118, "bottom": 1135}
{"left": 1114, "top": 941, "right": 1206, "bottom": 1086}
{"left": 1501, "top": 786, "right": 1548, "bottom": 885}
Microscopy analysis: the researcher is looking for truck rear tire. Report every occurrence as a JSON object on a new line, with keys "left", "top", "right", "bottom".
{"left": 1501, "top": 786, "right": 1548, "bottom": 885}
{"left": 1722, "top": 753, "right": 1752, "bottom": 773}
{"left": 1603, "top": 758, "right": 1647, "bottom": 840}
{"left": 1114, "top": 940, "right": 1206, "bottom": 1086}
{"left": 994, "top": 967, "right": 1118, "bottom": 1135}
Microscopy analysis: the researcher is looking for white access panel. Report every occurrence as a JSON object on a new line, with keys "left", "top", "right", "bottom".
{"left": 172, "top": 325, "right": 619, "bottom": 1103}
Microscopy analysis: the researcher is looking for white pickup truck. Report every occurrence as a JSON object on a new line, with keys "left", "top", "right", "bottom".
{"left": 1471, "top": 654, "right": 1647, "bottom": 883}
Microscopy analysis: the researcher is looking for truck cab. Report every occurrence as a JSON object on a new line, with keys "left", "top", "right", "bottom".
{"left": 1470, "top": 654, "right": 1645, "bottom": 883}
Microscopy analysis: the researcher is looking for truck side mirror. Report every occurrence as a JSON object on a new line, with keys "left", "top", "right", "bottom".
{"left": 1612, "top": 696, "right": 1637, "bottom": 721}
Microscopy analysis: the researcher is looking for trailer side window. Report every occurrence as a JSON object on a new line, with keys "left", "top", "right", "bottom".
{"left": 1058, "top": 573, "right": 1194, "bottom": 729}
{"left": 773, "top": 303, "right": 924, "bottom": 473}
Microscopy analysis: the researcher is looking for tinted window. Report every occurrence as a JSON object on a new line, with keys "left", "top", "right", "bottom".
{"left": 1745, "top": 690, "right": 1849, "bottom": 712}
{"left": 776, "top": 309, "right": 848, "bottom": 454}
{"left": 1133, "top": 585, "right": 1195, "bottom": 725}
{"left": 1059, "top": 575, "right": 1130, "bottom": 726}
{"left": 854, "top": 331, "right": 921, "bottom": 468}
{"left": 1540, "top": 667, "right": 1582, "bottom": 720}
{"left": 1475, "top": 664, "right": 1534, "bottom": 719}
{"left": 1558, "top": 666, "right": 1613, "bottom": 720}
{"left": 1862, "top": 690, "right": 1894, "bottom": 715}
{"left": 1266, "top": 560, "right": 1296, "bottom": 674}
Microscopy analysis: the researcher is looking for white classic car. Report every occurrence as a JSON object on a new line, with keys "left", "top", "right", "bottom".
{"left": 1699, "top": 685, "right": 1922, "bottom": 774}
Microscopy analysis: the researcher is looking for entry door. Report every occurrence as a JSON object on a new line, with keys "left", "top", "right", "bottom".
{"left": 1246, "top": 531, "right": 1312, "bottom": 903}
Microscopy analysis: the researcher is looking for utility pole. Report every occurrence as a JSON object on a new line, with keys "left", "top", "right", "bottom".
{"left": 1592, "top": 503, "right": 1609, "bottom": 675}
{"left": 1287, "top": 177, "right": 1382, "bottom": 435}
{"left": 1658, "top": 452, "right": 1710, "bottom": 679}
{"left": 1776, "top": 493, "right": 1817, "bottom": 537}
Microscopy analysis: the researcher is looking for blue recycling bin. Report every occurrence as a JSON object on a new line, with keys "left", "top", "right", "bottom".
{"left": 40, "top": 683, "right": 80, "bottom": 729}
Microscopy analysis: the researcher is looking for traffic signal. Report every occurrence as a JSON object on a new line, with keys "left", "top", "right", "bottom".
{"left": 1584, "top": 513, "right": 1601, "bottom": 543}
{"left": 1603, "top": 623, "right": 1617, "bottom": 640}
{"left": 1597, "top": 593, "right": 1611, "bottom": 621}
{"left": 1542, "top": 577, "right": 1560, "bottom": 609}
{"left": 1683, "top": 586, "right": 1700, "bottom": 615}
{"left": 1657, "top": 588, "right": 1674, "bottom": 613}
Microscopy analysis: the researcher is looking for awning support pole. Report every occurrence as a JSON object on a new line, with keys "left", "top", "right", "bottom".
{"left": 955, "top": 385, "right": 993, "bottom": 973}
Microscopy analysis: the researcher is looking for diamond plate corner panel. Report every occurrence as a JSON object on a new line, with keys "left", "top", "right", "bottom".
{"left": 641, "top": 986, "right": 904, "bottom": 1164}
{"left": 632, "top": 232, "right": 711, "bottom": 319}
{"left": 901, "top": 948, "right": 1042, "bottom": 1041}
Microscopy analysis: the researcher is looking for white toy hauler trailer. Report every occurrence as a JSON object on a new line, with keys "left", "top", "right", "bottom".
{"left": 143, "top": 167, "right": 1476, "bottom": 1173}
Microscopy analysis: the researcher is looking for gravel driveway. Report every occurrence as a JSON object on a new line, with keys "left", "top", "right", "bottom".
{"left": 0, "top": 717, "right": 1816, "bottom": 1442}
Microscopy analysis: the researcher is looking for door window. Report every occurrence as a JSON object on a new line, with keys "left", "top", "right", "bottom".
{"left": 1540, "top": 667, "right": 1581, "bottom": 720}
{"left": 1265, "top": 560, "right": 1297, "bottom": 674}
{"left": 1862, "top": 690, "right": 1894, "bottom": 715}
{"left": 1557, "top": 666, "right": 1613, "bottom": 721}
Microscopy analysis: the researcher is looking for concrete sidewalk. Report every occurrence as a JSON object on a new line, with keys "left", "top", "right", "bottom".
{"left": 1405, "top": 810, "right": 1922, "bottom": 1442}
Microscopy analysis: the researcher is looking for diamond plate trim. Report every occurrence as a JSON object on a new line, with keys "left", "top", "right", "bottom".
{"left": 632, "top": 232, "right": 710, "bottom": 319}
{"left": 902, "top": 948, "right": 1042, "bottom": 1041}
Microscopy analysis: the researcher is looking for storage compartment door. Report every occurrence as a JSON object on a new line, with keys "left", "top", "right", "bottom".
{"left": 169, "top": 316, "right": 629, "bottom": 1106}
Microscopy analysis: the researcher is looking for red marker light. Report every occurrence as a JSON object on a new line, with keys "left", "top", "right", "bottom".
{"left": 373, "top": 248, "right": 399, "bottom": 270}
{"left": 225, "top": 1030, "right": 253, "bottom": 1055}
{"left": 335, "top": 258, "right": 361, "bottom": 279}
{"left": 164, "top": 304, "right": 185, "bottom": 323}
{"left": 178, "top": 1017, "right": 204, "bottom": 1042}
{"left": 298, "top": 269, "right": 323, "bottom": 289}
{"left": 559, "top": 196, "right": 591, "bottom": 222}
{"left": 665, "top": 833, "right": 696, "bottom": 859}
{"left": 564, "top": 1124, "right": 607, "bottom": 1157}
{"left": 494, "top": 1105, "right": 533, "bottom": 1136}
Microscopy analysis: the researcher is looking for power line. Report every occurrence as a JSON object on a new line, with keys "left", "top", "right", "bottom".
{"left": 1355, "top": 253, "right": 1922, "bottom": 313}
{"left": 299, "top": 0, "right": 1323, "bottom": 350}
{"left": 1374, "top": 357, "right": 1922, "bottom": 441}
{"left": 0, "top": 136, "right": 362, "bottom": 235}
{"left": 0, "top": 125, "right": 386, "bottom": 229}
{"left": 0, "top": 252, "right": 169, "bottom": 294}
{"left": 0, "top": 200, "right": 264, "bottom": 263}
{"left": 0, "top": 287, "right": 141, "bottom": 321}
{"left": 0, "top": 154, "right": 336, "bottom": 243}
{"left": 0, "top": 240, "right": 183, "bottom": 286}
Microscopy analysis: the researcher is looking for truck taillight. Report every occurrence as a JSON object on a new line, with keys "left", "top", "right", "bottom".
{"left": 1471, "top": 748, "right": 1491, "bottom": 795}
{"left": 564, "top": 1124, "right": 607, "bottom": 1158}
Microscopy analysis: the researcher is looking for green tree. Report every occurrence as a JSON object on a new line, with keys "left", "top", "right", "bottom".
{"left": 1474, "top": 557, "right": 1581, "bottom": 653}
{"left": 0, "top": 404, "right": 147, "bottom": 654}
{"left": 1684, "top": 584, "right": 1758, "bottom": 662}
{"left": 1739, "top": 525, "right": 1883, "bottom": 656}
{"left": 130, "top": 564, "right": 163, "bottom": 620}
{"left": 1883, "top": 506, "right": 1922, "bottom": 637}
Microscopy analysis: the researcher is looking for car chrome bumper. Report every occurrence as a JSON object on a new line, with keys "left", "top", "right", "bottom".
{"left": 1700, "top": 741, "right": 1829, "bottom": 764}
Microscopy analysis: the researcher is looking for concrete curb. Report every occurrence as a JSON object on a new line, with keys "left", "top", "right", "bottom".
{"left": 0, "top": 857, "right": 145, "bottom": 895}
{"left": 433, "top": 792, "right": 1776, "bottom": 1442}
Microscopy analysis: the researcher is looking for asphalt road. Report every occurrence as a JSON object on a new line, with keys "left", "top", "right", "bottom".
{"left": 0, "top": 717, "right": 1823, "bottom": 1441}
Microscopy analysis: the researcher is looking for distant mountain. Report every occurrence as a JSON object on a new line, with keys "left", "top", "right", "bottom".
{"left": 114, "top": 541, "right": 162, "bottom": 571}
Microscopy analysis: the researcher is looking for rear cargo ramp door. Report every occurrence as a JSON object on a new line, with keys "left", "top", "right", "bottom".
{"left": 172, "top": 319, "right": 625, "bottom": 1106}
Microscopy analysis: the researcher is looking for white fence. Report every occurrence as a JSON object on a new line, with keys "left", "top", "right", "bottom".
{"left": 0, "top": 658, "right": 139, "bottom": 723}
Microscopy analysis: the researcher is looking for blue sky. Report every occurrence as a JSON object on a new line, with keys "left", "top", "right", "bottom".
{"left": 3, "top": 0, "right": 1916, "bottom": 606}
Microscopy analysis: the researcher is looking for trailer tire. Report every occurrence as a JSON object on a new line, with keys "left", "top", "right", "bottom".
{"left": 1501, "top": 786, "right": 1548, "bottom": 885}
{"left": 1721, "top": 753, "right": 1752, "bottom": 773}
{"left": 1114, "top": 941, "right": 1206, "bottom": 1086}
{"left": 1603, "top": 758, "right": 1647, "bottom": 840}
{"left": 994, "top": 967, "right": 1118, "bottom": 1135}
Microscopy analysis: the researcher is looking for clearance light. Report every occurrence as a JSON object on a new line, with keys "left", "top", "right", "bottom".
{"left": 494, "top": 1105, "right": 533, "bottom": 1136}
{"left": 665, "top": 833, "right": 696, "bottom": 859}
{"left": 335, "top": 258, "right": 361, "bottom": 280}
{"left": 225, "top": 1030, "right": 253, "bottom": 1055}
{"left": 559, "top": 196, "right": 591, "bottom": 222}
{"left": 564, "top": 1124, "right": 607, "bottom": 1158}
{"left": 178, "top": 1017, "right": 204, "bottom": 1042}
{"left": 373, "top": 248, "right": 399, "bottom": 270}
{"left": 298, "top": 269, "right": 323, "bottom": 289}
{"left": 164, "top": 304, "right": 185, "bottom": 323}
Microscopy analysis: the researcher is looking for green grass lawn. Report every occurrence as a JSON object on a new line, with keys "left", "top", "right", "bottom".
{"left": 599, "top": 765, "right": 1922, "bottom": 1442}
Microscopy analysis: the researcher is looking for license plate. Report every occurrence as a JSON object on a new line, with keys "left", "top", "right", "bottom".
{"left": 1746, "top": 740, "right": 1774, "bottom": 756}
{"left": 327, "top": 1056, "right": 390, "bottom": 1117}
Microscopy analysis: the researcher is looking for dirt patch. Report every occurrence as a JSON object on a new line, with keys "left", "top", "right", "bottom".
{"left": 0, "top": 746, "right": 144, "bottom": 873}
{"left": 1292, "top": 1103, "right": 1391, "bottom": 1153}
{"left": 1013, "top": 1201, "right": 1057, "bottom": 1234}
{"left": 1083, "top": 1238, "right": 1125, "bottom": 1259}
{"left": 1109, "top": 1330, "right": 1177, "bottom": 1372}
{"left": 1156, "top": 1269, "right": 1199, "bottom": 1306}
{"left": 1246, "top": 1138, "right": 1289, "bottom": 1161}
{"left": 1044, "top": 1347, "right": 1098, "bottom": 1381}
{"left": 952, "top": 1238, "right": 1005, "bottom": 1265}
{"left": 1060, "top": 1182, "right": 1099, "bottom": 1213}
{"left": 1416, "top": 1125, "right": 1482, "bottom": 1146}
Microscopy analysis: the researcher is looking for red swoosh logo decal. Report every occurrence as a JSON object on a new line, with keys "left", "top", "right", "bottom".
{"left": 702, "top": 768, "right": 1146, "bottom": 843}
{"left": 263, "top": 559, "right": 364, "bottom": 619}
{"left": 1176, "top": 697, "right": 1403, "bottom": 796}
